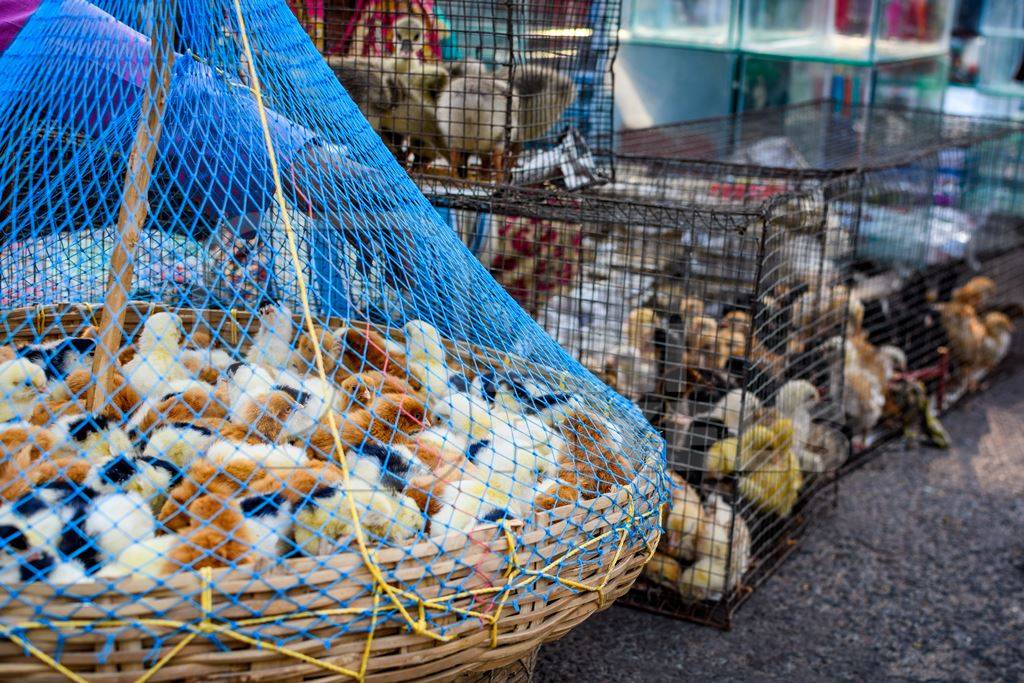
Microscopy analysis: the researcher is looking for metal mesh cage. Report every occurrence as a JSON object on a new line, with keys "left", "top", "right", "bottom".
{"left": 426, "top": 158, "right": 857, "bottom": 627}
{"left": 619, "top": 101, "right": 1024, "bottom": 463}
{"left": 287, "top": 0, "right": 618, "bottom": 186}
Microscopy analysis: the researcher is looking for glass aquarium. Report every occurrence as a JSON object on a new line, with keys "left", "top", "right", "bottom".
{"left": 626, "top": 0, "right": 738, "bottom": 49}
{"left": 741, "top": 0, "right": 955, "bottom": 65}
{"left": 737, "top": 54, "right": 947, "bottom": 112}
{"left": 977, "top": 0, "right": 1024, "bottom": 98}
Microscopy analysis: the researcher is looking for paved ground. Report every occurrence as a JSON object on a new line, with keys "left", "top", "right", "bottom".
{"left": 537, "top": 360, "right": 1024, "bottom": 682}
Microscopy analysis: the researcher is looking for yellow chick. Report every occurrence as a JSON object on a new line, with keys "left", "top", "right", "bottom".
{"left": 705, "top": 437, "right": 738, "bottom": 479}
{"left": 643, "top": 551, "right": 683, "bottom": 591}
{"left": 244, "top": 303, "right": 294, "bottom": 371}
{"left": 676, "top": 555, "right": 729, "bottom": 602}
{"left": 678, "top": 494, "right": 750, "bottom": 602}
{"left": 738, "top": 419, "right": 803, "bottom": 517}
{"left": 121, "top": 312, "right": 191, "bottom": 399}
{"left": 660, "top": 472, "right": 704, "bottom": 561}
{"left": 609, "top": 307, "right": 661, "bottom": 402}
{"left": 0, "top": 359, "right": 47, "bottom": 422}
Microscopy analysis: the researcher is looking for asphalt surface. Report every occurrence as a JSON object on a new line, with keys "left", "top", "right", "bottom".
{"left": 536, "top": 360, "right": 1024, "bottom": 682}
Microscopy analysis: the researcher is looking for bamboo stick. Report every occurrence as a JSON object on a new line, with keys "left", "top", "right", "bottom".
{"left": 89, "top": 1, "right": 176, "bottom": 412}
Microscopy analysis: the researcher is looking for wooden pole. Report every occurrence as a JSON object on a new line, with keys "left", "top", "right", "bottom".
{"left": 89, "top": 1, "right": 176, "bottom": 412}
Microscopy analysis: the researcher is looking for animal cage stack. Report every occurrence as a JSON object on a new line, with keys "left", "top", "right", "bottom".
{"left": 426, "top": 161, "right": 855, "bottom": 627}
{"left": 288, "top": 0, "right": 616, "bottom": 188}
{"left": 620, "top": 101, "right": 1024, "bottom": 461}
{"left": 0, "top": 0, "right": 668, "bottom": 679}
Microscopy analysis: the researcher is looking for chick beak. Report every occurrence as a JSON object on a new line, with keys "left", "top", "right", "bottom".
{"left": 816, "top": 385, "right": 828, "bottom": 400}
{"left": 400, "top": 39, "right": 413, "bottom": 55}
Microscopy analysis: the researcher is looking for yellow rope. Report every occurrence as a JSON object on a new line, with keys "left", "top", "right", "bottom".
{"left": 0, "top": 1, "right": 662, "bottom": 678}
{"left": 0, "top": 505, "right": 654, "bottom": 682}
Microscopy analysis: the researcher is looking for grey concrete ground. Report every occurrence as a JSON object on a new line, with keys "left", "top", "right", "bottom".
{"left": 537, "top": 362, "right": 1024, "bottom": 682}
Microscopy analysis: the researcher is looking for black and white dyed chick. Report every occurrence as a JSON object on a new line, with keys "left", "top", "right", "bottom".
{"left": 18, "top": 337, "right": 96, "bottom": 388}
{"left": 239, "top": 492, "right": 294, "bottom": 563}
{"left": 0, "top": 489, "right": 87, "bottom": 584}
{"left": 50, "top": 413, "right": 135, "bottom": 462}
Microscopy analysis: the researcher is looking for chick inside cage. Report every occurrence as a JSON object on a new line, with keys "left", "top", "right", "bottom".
{"left": 618, "top": 102, "right": 1024, "bottom": 460}
{"left": 287, "top": 0, "right": 616, "bottom": 185}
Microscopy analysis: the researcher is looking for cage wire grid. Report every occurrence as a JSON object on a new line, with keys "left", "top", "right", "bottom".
{"left": 287, "top": 0, "right": 619, "bottom": 188}
{"left": 617, "top": 100, "right": 1024, "bottom": 466}
{"left": 422, "top": 163, "right": 855, "bottom": 627}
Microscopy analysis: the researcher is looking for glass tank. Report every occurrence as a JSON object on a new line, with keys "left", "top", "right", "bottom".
{"left": 625, "top": 0, "right": 738, "bottom": 49}
{"left": 977, "top": 0, "right": 1024, "bottom": 97}
{"left": 741, "top": 0, "right": 955, "bottom": 65}
{"left": 737, "top": 54, "right": 947, "bottom": 112}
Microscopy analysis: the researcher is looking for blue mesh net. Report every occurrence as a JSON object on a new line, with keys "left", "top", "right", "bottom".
{"left": 0, "top": 0, "right": 666, "bottom": 676}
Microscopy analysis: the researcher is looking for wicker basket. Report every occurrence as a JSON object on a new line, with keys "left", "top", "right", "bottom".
{"left": 0, "top": 304, "right": 661, "bottom": 682}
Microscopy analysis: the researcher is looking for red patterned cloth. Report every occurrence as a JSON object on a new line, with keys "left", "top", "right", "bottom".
{"left": 489, "top": 213, "right": 582, "bottom": 316}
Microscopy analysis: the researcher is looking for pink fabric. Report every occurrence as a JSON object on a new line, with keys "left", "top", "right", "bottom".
{"left": 0, "top": 0, "right": 41, "bottom": 54}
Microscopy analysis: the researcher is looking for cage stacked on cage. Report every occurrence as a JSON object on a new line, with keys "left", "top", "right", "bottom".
{"left": 0, "top": 1, "right": 667, "bottom": 679}
{"left": 619, "top": 101, "right": 1024, "bottom": 461}
{"left": 287, "top": 0, "right": 617, "bottom": 188}
{"left": 426, "top": 162, "right": 854, "bottom": 628}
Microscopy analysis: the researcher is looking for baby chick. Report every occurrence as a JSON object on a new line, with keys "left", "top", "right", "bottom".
{"left": 437, "top": 67, "right": 519, "bottom": 179}
{"left": 0, "top": 359, "right": 47, "bottom": 422}
{"left": 50, "top": 412, "right": 135, "bottom": 462}
{"left": 952, "top": 276, "right": 997, "bottom": 310}
{"left": 245, "top": 303, "right": 294, "bottom": 371}
{"left": 642, "top": 550, "right": 682, "bottom": 591}
{"left": 660, "top": 472, "right": 704, "bottom": 562}
{"left": 292, "top": 458, "right": 424, "bottom": 554}
{"left": 238, "top": 492, "right": 294, "bottom": 565}
{"left": 608, "top": 307, "right": 661, "bottom": 403}
{"left": 18, "top": 336, "right": 96, "bottom": 390}
{"left": 737, "top": 419, "right": 803, "bottom": 517}
{"left": 981, "top": 311, "right": 1014, "bottom": 372}
{"left": 677, "top": 494, "right": 750, "bottom": 603}
{"left": 121, "top": 312, "right": 191, "bottom": 399}
{"left": 775, "top": 379, "right": 820, "bottom": 472}
{"left": 0, "top": 488, "right": 85, "bottom": 584}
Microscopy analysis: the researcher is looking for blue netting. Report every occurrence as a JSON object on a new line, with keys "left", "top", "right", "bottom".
{"left": 0, "top": 0, "right": 666, "bottom": 676}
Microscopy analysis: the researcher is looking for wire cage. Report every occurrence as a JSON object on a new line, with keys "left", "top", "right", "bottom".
{"left": 427, "top": 160, "right": 856, "bottom": 627}
{"left": 618, "top": 100, "right": 1024, "bottom": 461}
{"left": 0, "top": 0, "right": 666, "bottom": 679}
{"left": 286, "top": 0, "right": 618, "bottom": 187}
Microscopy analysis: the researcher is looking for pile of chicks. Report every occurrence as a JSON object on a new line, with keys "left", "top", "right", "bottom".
{"left": 607, "top": 288, "right": 850, "bottom": 603}
{"left": 330, "top": 16, "right": 577, "bottom": 178}
{"left": 0, "top": 304, "right": 634, "bottom": 585}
